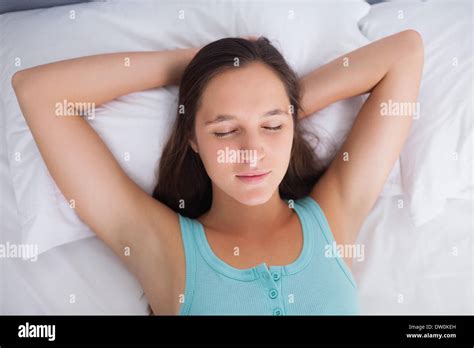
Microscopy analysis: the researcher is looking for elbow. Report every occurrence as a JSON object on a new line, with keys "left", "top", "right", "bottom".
{"left": 402, "top": 29, "right": 424, "bottom": 58}
{"left": 11, "top": 69, "right": 34, "bottom": 95}
{"left": 393, "top": 30, "right": 424, "bottom": 75}
{"left": 403, "top": 29, "right": 423, "bottom": 44}
{"left": 408, "top": 29, "right": 424, "bottom": 52}
{"left": 11, "top": 71, "right": 21, "bottom": 90}
{"left": 11, "top": 70, "right": 38, "bottom": 118}
{"left": 11, "top": 70, "right": 28, "bottom": 95}
{"left": 12, "top": 70, "right": 25, "bottom": 89}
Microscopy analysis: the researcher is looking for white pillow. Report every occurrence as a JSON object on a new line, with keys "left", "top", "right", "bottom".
{"left": 2, "top": 0, "right": 400, "bottom": 256}
{"left": 359, "top": 0, "right": 473, "bottom": 226}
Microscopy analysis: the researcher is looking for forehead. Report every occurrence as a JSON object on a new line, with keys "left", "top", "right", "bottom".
{"left": 197, "top": 62, "right": 290, "bottom": 121}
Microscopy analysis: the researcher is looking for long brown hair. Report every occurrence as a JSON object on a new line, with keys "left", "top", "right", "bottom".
{"left": 153, "top": 37, "right": 327, "bottom": 218}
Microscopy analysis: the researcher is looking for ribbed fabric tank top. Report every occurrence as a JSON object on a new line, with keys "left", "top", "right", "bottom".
{"left": 177, "top": 196, "right": 360, "bottom": 315}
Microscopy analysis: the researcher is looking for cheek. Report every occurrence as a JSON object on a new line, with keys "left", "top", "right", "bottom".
{"left": 268, "top": 129, "right": 293, "bottom": 162}
{"left": 197, "top": 140, "right": 232, "bottom": 178}
{"left": 265, "top": 131, "right": 293, "bottom": 185}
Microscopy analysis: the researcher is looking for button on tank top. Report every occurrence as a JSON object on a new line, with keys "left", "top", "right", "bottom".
{"left": 177, "top": 196, "right": 360, "bottom": 315}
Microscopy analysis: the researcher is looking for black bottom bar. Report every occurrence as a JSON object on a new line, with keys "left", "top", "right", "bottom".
{"left": 0, "top": 315, "right": 473, "bottom": 346}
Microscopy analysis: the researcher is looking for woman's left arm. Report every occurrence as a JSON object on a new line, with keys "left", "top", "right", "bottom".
{"left": 298, "top": 30, "right": 423, "bottom": 119}
{"left": 306, "top": 30, "right": 424, "bottom": 255}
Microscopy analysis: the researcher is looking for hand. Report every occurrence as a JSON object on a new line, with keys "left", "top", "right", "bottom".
{"left": 185, "top": 35, "right": 259, "bottom": 62}
{"left": 184, "top": 46, "right": 200, "bottom": 61}
{"left": 241, "top": 35, "right": 258, "bottom": 41}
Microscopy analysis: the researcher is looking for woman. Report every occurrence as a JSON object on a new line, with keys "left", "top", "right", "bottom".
{"left": 12, "top": 31, "right": 424, "bottom": 315}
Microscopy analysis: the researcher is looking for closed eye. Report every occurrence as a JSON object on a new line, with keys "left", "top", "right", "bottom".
{"left": 264, "top": 125, "right": 282, "bottom": 131}
{"left": 213, "top": 125, "right": 282, "bottom": 138}
{"left": 214, "top": 130, "right": 237, "bottom": 138}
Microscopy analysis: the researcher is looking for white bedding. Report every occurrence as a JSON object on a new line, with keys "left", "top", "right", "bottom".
{"left": 1, "top": 0, "right": 472, "bottom": 314}
{"left": 359, "top": 0, "right": 473, "bottom": 227}
{"left": 1, "top": 112, "right": 148, "bottom": 314}
{"left": 354, "top": 195, "right": 473, "bottom": 314}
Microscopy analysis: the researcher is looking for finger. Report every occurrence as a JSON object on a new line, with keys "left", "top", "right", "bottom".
{"left": 242, "top": 35, "right": 258, "bottom": 41}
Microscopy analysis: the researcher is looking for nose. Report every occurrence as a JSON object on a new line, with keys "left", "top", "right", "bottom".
{"left": 240, "top": 131, "right": 265, "bottom": 167}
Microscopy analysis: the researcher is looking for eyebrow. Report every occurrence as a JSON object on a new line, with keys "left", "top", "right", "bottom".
{"left": 204, "top": 108, "right": 289, "bottom": 126}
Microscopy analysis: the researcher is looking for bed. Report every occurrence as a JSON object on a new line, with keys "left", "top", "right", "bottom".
{"left": 0, "top": 0, "right": 472, "bottom": 314}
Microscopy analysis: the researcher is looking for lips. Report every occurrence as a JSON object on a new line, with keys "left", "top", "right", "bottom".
{"left": 235, "top": 170, "right": 271, "bottom": 184}
{"left": 235, "top": 170, "right": 271, "bottom": 177}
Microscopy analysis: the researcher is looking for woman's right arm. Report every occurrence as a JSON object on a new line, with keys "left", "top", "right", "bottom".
{"left": 11, "top": 48, "right": 196, "bottom": 288}
{"left": 12, "top": 48, "right": 197, "bottom": 108}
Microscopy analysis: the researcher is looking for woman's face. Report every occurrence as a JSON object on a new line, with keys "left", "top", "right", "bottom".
{"left": 190, "top": 62, "right": 294, "bottom": 206}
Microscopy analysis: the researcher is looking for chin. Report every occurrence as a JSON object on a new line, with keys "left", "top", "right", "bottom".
{"left": 233, "top": 189, "right": 274, "bottom": 206}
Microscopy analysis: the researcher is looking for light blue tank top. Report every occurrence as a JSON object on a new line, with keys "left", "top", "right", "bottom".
{"left": 177, "top": 196, "right": 360, "bottom": 315}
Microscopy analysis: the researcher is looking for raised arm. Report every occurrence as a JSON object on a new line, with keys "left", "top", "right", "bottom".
{"left": 11, "top": 48, "right": 197, "bottom": 293}
{"left": 12, "top": 48, "right": 197, "bottom": 109}
{"left": 303, "top": 30, "right": 424, "bottom": 262}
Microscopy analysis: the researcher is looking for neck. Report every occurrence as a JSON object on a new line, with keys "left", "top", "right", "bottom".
{"left": 199, "top": 186, "right": 293, "bottom": 240}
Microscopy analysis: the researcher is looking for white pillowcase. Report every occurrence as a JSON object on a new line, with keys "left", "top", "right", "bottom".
{"left": 359, "top": 0, "right": 473, "bottom": 226}
{"left": 2, "top": 0, "right": 401, "bottom": 255}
